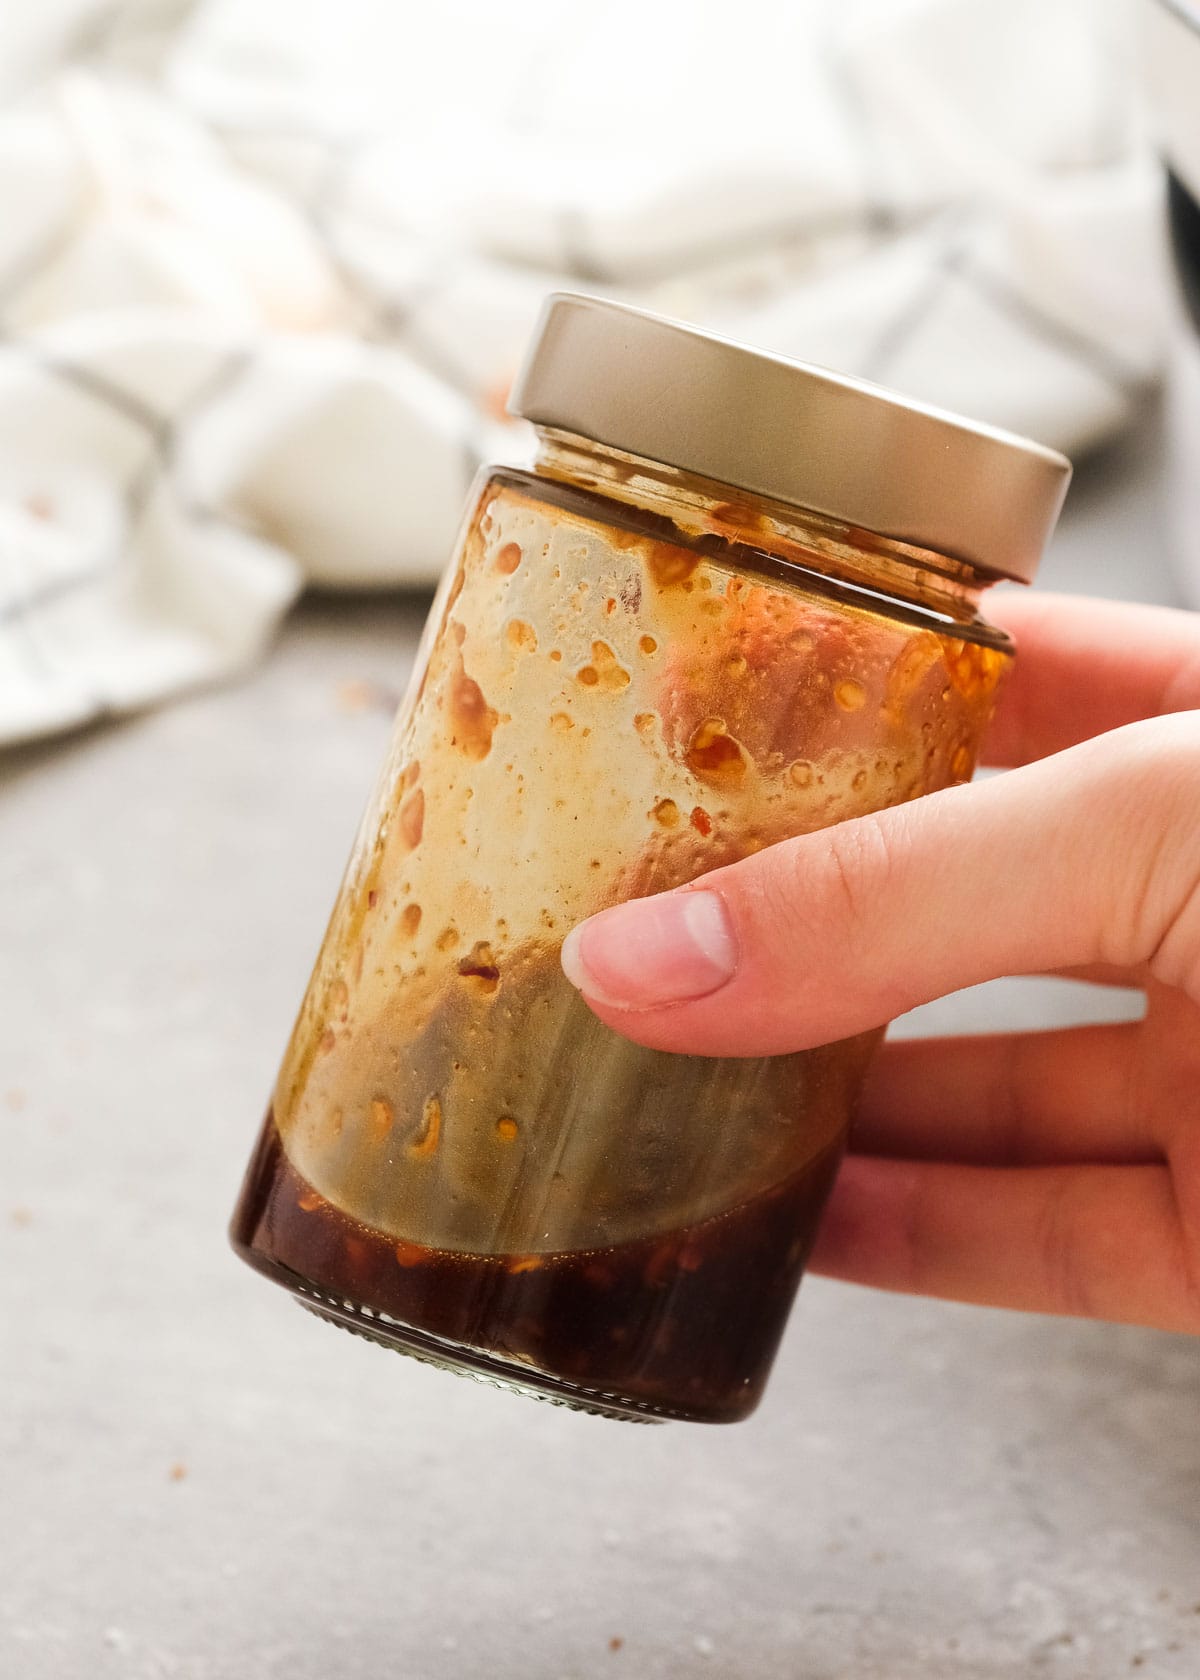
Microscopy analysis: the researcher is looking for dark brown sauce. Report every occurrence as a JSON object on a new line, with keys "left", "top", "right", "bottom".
{"left": 230, "top": 1117, "right": 842, "bottom": 1423}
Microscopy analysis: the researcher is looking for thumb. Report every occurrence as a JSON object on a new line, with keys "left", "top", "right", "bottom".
{"left": 560, "top": 715, "right": 1200, "bottom": 1056}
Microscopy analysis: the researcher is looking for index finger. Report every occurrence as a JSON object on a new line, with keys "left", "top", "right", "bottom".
{"left": 981, "top": 592, "right": 1200, "bottom": 767}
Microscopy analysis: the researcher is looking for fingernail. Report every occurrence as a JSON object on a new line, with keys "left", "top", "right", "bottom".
{"left": 560, "top": 891, "right": 738, "bottom": 1010}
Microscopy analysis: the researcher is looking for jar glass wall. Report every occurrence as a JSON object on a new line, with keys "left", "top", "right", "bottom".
{"left": 231, "top": 430, "right": 1011, "bottom": 1423}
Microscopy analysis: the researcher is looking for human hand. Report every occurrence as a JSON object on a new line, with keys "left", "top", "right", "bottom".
{"left": 560, "top": 594, "right": 1200, "bottom": 1333}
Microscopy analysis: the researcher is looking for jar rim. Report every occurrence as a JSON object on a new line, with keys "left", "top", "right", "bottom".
{"left": 508, "top": 292, "right": 1071, "bottom": 586}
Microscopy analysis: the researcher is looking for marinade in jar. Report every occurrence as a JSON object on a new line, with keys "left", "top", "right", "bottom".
{"left": 232, "top": 459, "right": 1009, "bottom": 1421}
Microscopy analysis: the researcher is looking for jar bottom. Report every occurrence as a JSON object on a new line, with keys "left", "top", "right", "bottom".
{"left": 230, "top": 1115, "right": 842, "bottom": 1426}
{"left": 241, "top": 1248, "right": 669, "bottom": 1422}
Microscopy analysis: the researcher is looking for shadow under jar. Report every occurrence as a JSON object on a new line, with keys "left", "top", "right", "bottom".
{"left": 231, "top": 294, "right": 1070, "bottom": 1423}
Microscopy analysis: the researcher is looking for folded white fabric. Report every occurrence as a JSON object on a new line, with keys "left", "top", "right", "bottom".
{"left": 0, "top": 0, "right": 1168, "bottom": 745}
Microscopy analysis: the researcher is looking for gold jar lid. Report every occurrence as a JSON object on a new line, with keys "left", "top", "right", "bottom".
{"left": 509, "top": 292, "right": 1071, "bottom": 585}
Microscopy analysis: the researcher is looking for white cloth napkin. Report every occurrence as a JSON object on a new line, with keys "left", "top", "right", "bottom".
{"left": 0, "top": 0, "right": 1168, "bottom": 745}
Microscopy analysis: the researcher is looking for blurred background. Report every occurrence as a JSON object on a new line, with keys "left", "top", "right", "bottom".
{"left": 0, "top": 0, "right": 1182, "bottom": 745}
{"left": 3, "top": 4, "right": 1200, "bottom": 1679}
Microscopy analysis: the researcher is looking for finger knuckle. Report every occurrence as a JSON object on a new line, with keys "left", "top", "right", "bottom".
{"left": 1035, "top": 1174, "right": 1105, "bottom": 1321}
{"left": 1159, "top": 641, "right": 1200, "bottom": 716}
{"left": 1172, "top": 1239, "right": 1200, "bottom": 1336}
{"left": 1168, "top": 1132, "right": 1200, "bottom": 1332}
{"left": 816, "top": 810, "right": 898, "bottom": 940}
{"left": 810, "top": 810, "right": 916, "bottom": 1014}
{"left": 1104, "top": 718, "right": 1200, "bottom": 991}
{"left": 1037, "top": 1161, "right": 1200, "bottom": 1334}
{"left": 1035, "top": 1176, "right": 1089, "bottom": 1317}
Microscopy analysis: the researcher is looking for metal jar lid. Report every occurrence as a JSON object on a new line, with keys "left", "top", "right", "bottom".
{"left": 508, "top": 292, "right": 1071, "bottom": 585}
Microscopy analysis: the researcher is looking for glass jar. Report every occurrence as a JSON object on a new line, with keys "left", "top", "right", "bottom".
{"left": 231, "top": 294, "right": 1070, "bottom": 1423}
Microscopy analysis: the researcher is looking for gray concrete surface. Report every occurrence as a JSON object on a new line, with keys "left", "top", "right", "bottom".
{"left": 2, "top": 405, "right": 1198, "bottom": 1680}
